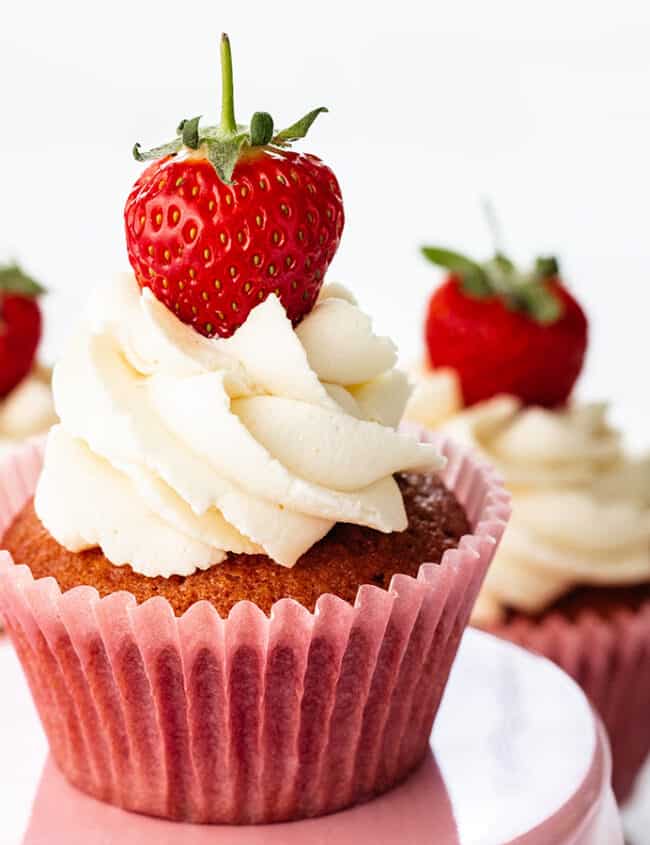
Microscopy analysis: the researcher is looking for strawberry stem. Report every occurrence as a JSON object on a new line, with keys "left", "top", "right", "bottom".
{"left": 481, "top": 196, "right": 506, "bottom": 256}
{"left": 220, "top": 33, "right": 237, "bottom": 135}
{"left": 131, "top": 35, "right": 328, "bottom": 183}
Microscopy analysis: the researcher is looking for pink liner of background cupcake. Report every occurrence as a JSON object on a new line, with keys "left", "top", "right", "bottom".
{"left": 0, "top": 429, "right": 509, "bottom": 824}
{"left": 487, "top": 605, "right": 650, "bottom": 804}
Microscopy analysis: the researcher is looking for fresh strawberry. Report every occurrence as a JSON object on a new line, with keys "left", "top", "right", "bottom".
{"left": 421, "top": 248, "right": 588, "bottom": 408}
{"left": 125, "top": 34, "right": 344, "bottom": 338}
{"left": 0, "top": 263, "right": 44, "bottom": 398}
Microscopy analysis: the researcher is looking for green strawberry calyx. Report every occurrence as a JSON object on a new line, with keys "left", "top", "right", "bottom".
{"left": 132, "top": 34, "right": 328, "bottom": 185}
{"left": 421, "top": 246, "right": 564, "bottom": 325}
{"left": 0, "top": 262, "right": 45, "bottom": 298}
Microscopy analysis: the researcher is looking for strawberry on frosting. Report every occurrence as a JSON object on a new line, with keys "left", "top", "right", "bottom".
{"left": 125, "top": 34, "right": 343, "bottom": 340}
{"left": 407, "top": 235, "right": 650, "bottom": 625}
{"left": 420, "top": 247, "right": 588, "bottom": 408}
{"left": 0, "top": 263, "right": 55, "bottom": 455}
{"left": 35, "top": 36, "right": 445, "bottom": 577}
{"left": 0, "top": 263, "right": 45, "bottom": 398}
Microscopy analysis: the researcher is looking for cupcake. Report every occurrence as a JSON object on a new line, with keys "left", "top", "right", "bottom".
{"left": 0, "top": 37, "right": 509, "bottom": 824}
{"left": 406, "top": 241, "right": 650, "bottom": 802}
{"left": 0, "top": 263, "right": 55, "bottom": 458}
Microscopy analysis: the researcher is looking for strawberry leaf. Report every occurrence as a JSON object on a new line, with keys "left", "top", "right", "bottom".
{"left": 181, "top": 116, "right": 202, "bottom": 150}
{"left": 132, "top": 38, "right": 329, "bottom": 182}
{"left": 421, "top": 244, "right": 568, "bottom": 323}
{"left": 250, "top": 112, "right": 274, "bottom": 146}
{"left": 421, "top": 246, "right": 484, "bottom": 276}
{"left": 516, "top": 282, "right": 564, "bottom": 324}
{"left": 492, "top": 252, "right": 515, "bottom": 273}
{"left": 0, "top": 263, "right": 45, "bottom": 297}
{"left": 133, "top": 138, "right": 183, "bottom": 162}
{"left": 205, "top": 134, "right": 249, "bottom": 184}
{"left": 273, "top": 107, "right": 328, "bottom": 146}
{"left": 534, "top": 255, "right": 560, "bottom": 280}
{"left": 421, "top": 247, "right": 491, "bottom": 297}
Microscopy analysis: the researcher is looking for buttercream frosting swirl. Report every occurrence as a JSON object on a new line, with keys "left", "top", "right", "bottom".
{"left": 406, "top": 370, "right": 650, "bottom": 624}
{"left": 35, "top": 274, "right": 444, "bottom": 578}
{"left": 0, "top": 366, "right": 56, "bottom": 458}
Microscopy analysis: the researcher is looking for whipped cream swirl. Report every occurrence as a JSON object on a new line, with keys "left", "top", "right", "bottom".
{"left": 406, "top": 367, "right": 650, "bottom": 623}
{"left": 0, "top": 366, "right": 56, "bottom": 458}
{"left": 437, "top": 396, "right": 650, "bottom": 624}
{"left": 35, "top": 274, "right": 444, "bottom": 578}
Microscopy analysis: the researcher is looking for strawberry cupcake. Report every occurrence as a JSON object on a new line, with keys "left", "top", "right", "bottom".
{"left": 0, "top": 263, "right": 55, "bottom": 458}
{"left": 406, "top": 242, "right": 650, "bottom": 802}
{"left": 0, "top": 38, "right": 509, "bottom": 825}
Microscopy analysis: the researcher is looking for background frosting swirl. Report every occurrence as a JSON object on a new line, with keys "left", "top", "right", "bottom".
{"left": 433, "top": 394, "right": 650, "bottom": 624}
{"left": 35, "top": 274, "right": 444, "bottom": 577}
{"left": 0, "top": 366, "right": 56, "bottom": 458}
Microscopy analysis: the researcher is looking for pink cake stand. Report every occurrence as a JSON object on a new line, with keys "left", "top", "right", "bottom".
{"left": 3, "top": 629, "right": 622, "bottom": 844}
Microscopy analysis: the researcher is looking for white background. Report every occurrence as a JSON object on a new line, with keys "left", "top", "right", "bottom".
{"left": 0, "top": 0, "right": 648, "bottom": 445}
{"left": 0, "top": 2, "right": 649, "bottom": 837}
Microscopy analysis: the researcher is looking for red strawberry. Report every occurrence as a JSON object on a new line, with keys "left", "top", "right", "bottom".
{"left": 0, "top": 263, "right": 44, "bottom": 398}
{"left": 125, "top": 34, "right": 344, "bottom": 338}
{"left": 421, "top": 248, "right": 588, "bottom": 408}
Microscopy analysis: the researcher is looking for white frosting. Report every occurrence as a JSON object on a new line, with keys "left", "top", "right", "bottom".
{"left": 0, "top": 367, "right": 56, "bottom": 458}
{"left": 35, "top": 274, "right": 444, "bottom": 578}
{"left": 405, "top": 366, "right": 462, "bottom": 429}
{"left": 407, "top": 368, "right": 650, "bottom": 624}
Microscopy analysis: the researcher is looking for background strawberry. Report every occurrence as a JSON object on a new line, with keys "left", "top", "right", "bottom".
{"left": 125, "top": 34, "right": 344, "bottom": 338}
{"left": 0, "top": 263, "right": 44, "bottom": 397}
{"left": 421, "top": 248, "right": 588, "bottom": 408}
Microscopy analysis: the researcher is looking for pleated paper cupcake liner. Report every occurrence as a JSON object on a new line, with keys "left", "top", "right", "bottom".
{"left": 486, "top": 603, "right": 650, "bottom": 803}
{"left": 0, "top": 430, "right": 509, "bottom": 824}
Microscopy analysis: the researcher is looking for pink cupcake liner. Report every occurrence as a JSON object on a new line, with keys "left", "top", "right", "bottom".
{"left": 487, "top": 603, "right": 650, "bottom": 803}
{"left": 0, "top": 430, "right": 509, "bottom": 824}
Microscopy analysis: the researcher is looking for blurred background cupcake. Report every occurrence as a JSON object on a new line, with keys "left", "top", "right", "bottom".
{"left": 405, "top": 238, "right": 650, "bottom": 803}
{"left": 0, "top": 262, "right": 56, "bottom": 459}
